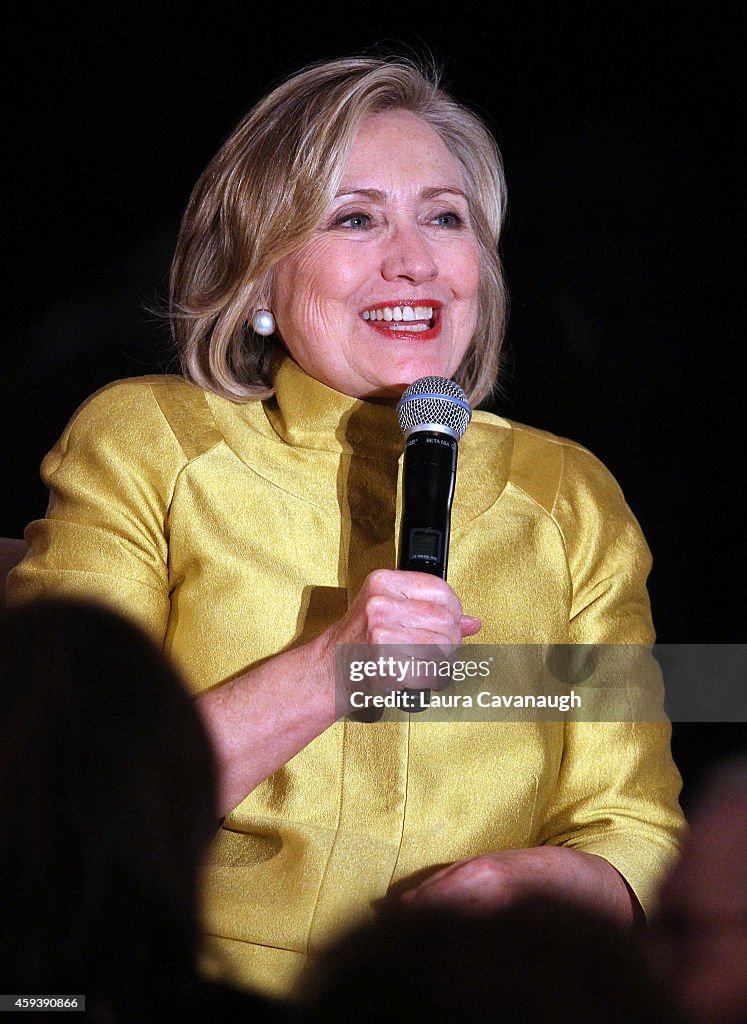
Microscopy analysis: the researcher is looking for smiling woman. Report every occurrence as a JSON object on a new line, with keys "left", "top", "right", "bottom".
{"left": 7, "top": 53, "right": 685, "bottom": 1003}
{"left": 271, "top": 110, "right": 481, "bottom": 398}
{"left": 169, "top": 56, "right": 507, "bottom": 408}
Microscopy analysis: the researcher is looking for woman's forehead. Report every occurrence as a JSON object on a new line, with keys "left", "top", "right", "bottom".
{"left": 338, "top": 110, "right": 465, "bottom": 192}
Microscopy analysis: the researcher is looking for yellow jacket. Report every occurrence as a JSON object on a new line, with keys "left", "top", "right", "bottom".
{"left": 8, "top": 356, "right": 685, "bottom": 998}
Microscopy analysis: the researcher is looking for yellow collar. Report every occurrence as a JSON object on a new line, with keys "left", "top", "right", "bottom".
{"left": 263, "top": 356, "right": 405, "bottom": 458}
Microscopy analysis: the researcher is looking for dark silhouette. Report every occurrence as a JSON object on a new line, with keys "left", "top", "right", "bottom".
{"left": 649, "top": 756, "right": 747, "bottom": 1024}
{"left": 0, "top": 597, "right": 290, "bottom": 1022}
{"left": 297, "top": 895, "right": 678, "bottom": 1023}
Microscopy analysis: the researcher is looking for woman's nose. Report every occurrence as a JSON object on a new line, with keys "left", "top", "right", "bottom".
{"left": 380, "top": 223, "right": 438, "bottom": 284}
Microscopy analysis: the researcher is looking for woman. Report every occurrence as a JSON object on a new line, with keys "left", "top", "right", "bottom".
{"left": 0, "top": 598, "right": 289, "bottom": 1021}
{"left": 8, "top": 55, "right": 686, "bottom": 999}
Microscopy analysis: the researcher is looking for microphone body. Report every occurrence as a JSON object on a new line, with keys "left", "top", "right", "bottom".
{"left": 398, "top": 431, "right": 457, "bottom": 578}
{"left": 395, "top": 377, "right": 471, "bottom": 712}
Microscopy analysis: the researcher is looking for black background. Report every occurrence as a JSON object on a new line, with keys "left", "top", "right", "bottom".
{"left": 2, "top": 3, "right": 744, "bottom": 805}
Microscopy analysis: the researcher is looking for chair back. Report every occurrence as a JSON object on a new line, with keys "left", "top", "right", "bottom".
{"left": 1, "top": 538, "right": 28, "bottom": 605}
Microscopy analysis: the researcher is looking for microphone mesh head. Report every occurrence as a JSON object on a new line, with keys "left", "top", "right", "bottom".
{"left": 397, "top": 376, "right": 472, "bottom": 440}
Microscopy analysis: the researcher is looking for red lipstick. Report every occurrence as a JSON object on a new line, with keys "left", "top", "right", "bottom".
{"left": 361, "top": 300, "right": 442, "bottom": 341}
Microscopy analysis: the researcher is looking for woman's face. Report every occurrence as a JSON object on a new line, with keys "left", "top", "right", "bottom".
{"left": 271, "top": 110, "right": 481, "bottom": 399}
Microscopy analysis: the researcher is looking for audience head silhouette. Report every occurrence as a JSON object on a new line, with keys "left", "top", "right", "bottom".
{"left": 0, "top": 598, "right": 220, "bottom": 1016}
{"left": 650, "top": 755, "right": 747, "bottom": 1024}
{"left": 297, "top": 894, "right": 676, "bottom": 1023}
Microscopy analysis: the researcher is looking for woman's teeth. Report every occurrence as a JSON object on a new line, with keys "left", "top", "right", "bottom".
{"left": 363, "top": 305, "right": 434, "bottom": 331}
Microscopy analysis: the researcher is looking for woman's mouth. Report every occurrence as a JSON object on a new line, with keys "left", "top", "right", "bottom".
{"left": 361, "top": 303, "right": 439, "bottom": 339}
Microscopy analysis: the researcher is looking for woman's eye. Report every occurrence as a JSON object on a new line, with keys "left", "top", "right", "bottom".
{"left": 432, "top": 211, "right": 463, "bottom": 228}
{"left": 333, "top": 212, "right": 371, "bottom": 229}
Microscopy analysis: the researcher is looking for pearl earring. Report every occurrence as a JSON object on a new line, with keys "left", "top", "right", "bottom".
{"left": 251, "top": 308, "right": 276, "bottom": 336}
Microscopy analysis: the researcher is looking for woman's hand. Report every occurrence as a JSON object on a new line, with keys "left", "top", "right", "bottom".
{"left": 328, "top": 568, "right": 481, "bottom": 648}
{"left": 320, "top": 568, "right": 482, "bottom": 710}
{"left": 400, "top": 847, "right": 641, "bottom": 926}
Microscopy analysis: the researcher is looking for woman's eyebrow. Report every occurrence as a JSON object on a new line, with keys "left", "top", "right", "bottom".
{"left": 334, "top": 187, "right": 387, "bottom": 201}
{"left": 421, "top": 187, "right": 469, "bottom": 202}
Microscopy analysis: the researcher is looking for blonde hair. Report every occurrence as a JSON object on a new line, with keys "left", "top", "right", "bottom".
{"left": 170, "top": 55, "right": 508, "bottom": 406}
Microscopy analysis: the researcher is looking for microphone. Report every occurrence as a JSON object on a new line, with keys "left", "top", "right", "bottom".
{"left": 394, "top": 376, "right": 472, "bottom": 712}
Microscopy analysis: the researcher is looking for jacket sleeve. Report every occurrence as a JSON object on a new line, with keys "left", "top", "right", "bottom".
{"left": 537, "top": 441, "right": 686, "bottom": 916}
{"left": 7, "top": 378, "right": 188, "bottom": 644}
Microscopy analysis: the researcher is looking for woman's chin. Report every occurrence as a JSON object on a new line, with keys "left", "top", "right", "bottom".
{"left": 365, "top": 351, "right": 458, "bottom": 394}
{"left": 358, "top": 382, "right": 410, "bottom": 403}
